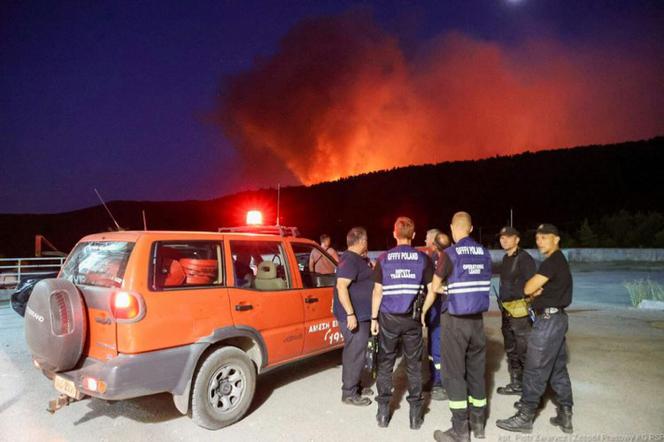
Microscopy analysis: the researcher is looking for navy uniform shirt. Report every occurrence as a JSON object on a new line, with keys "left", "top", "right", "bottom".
{"left": 333, "top": 251, "right": 374, "bottom": 322}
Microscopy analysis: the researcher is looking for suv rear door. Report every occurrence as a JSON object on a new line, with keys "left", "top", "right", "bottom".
{"left": 59, "top": 241, "right": 135, "bottom": 360}
{"left": 289, "top": 241, "right": 342, "bottom": 354}
{"left": 226, "top": 238, "right": 304, "bottom": 365}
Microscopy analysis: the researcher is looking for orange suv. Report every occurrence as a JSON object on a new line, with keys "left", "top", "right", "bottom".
{"left": 24, "top": 227, "right": 343, "bottom": 429}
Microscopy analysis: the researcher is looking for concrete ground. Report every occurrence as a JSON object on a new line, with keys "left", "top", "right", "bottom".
{"left": 1, "top": 269, "right": 664, "bottom": 441}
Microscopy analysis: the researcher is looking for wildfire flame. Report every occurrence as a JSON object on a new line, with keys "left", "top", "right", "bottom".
{"left": 219, "top": 12, "right": 664, "bottom": 186}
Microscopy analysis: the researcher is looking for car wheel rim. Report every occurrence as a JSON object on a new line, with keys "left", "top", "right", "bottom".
{"left": 208, "top": 363, "right": 246, "bottom": 413}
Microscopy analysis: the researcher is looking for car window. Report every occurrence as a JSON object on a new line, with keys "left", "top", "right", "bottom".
{"left": 152, "top": 241, "right": 223, "bottom": 290}
{"left": 61, "top": 241, "right": 134, "bottom": 288}
{"left": 229, "top": 240, "right": 291, "bottom": 291}
{"left": 291, "top": 243, "right": 336, "bottom": 289}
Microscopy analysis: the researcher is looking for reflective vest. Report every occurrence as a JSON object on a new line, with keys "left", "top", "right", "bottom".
{"left": 443, "top": 236, "right": 492, "bottom": 315}
{"left": 378, "top": 245, "right": 428, "bottom": 314}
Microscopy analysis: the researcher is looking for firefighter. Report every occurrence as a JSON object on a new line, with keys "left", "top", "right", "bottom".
{"left": 496, "top": 226, "right": 536, "bottom": 396}
{"left": 432, "top": 212, "right": 492, "bottom": 441}
{"left": 370, "top": 217, "right": 435, "bottom": 430}
{"left": 496, "top": 224, "right": 574, "bottom": 434}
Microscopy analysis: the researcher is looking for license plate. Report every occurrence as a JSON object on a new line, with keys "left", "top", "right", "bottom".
{"left": 54, "top": 375, "right": 78, "bottom": 398}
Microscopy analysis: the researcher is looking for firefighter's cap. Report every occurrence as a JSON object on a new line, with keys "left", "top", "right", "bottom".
{"left": 536, "top": 223, "right": 560, "bottom": 236}
{"left": 498, "top": 226, "right": 520, "bottom": 238}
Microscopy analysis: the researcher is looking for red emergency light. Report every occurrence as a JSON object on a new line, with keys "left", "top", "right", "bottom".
{"left": 246, "top": 210, "right": 263, "bottom": 226}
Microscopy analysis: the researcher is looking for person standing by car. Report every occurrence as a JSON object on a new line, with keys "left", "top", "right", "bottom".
{"left": 310, "top": 234, "right": 339, "bottom": 274}
{"left": 496, "top": 227, "right": 536, "bottom": 396}
{"left": 432, "top": 211, "right": 492, "bottom": 441}
{"left": 496, "top": 224, "right": 574, "bottom": 435}
{"left": 371, "top": 217, "right": 435, "bottom": 430}
{"left": 334, "top": 227, "right": 375, "bottom": 406}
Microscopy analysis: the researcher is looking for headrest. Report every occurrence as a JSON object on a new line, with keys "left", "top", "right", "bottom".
{"left": 164, "top": 259, "right": 186, "bottom": 286}
{"left": 256, "top": 261, "right": 277, "bottom": 279}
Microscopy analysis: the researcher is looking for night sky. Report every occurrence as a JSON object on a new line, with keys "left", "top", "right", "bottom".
{"left": 2, "top": 1, "right": 663, "bottom": 214}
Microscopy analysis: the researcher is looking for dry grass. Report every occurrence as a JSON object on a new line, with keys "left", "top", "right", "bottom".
{"left": 625, "top": 278, "right": 664, "bottom": 306}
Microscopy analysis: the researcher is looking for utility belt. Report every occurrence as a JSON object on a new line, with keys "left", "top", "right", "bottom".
{"left": 531, "top": 307, "right": 564, "bottom": 320}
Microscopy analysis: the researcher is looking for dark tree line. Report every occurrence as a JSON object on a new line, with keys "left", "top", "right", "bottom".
{"left": 574, "top": 211, "right": 664, "bottom": 248}
{"left": 1, "top": 137, "right": 663, "bottom": 257}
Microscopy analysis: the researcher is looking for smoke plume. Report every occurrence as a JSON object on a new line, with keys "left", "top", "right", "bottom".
{"left": 219, "top": 12, "right": 664, "bottom": 186}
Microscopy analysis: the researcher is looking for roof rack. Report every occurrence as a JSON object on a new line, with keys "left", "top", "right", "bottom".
{"left": 218, "top": 225, "right": 300, "bottom": 237}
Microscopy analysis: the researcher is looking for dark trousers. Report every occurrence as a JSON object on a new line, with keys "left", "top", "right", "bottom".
{"left": 440, "top": 312, "right": 486, "bottom": 412}
{"left": 500, "top": 311, "right": 531, "bottom": 380}
{"left": 427, "top": 297, "right": 443, "bottom": 385}
{"left": 521, "top": 311, "right": 574, "bottom": 409}
{"left": 427, "top": 318, "right": 442, "bottom": 385}
{"left": 339, "top": 320, "right": 370, "bottom": 399}
{"left": 376, "top": 312, "right": 423, "bottom": 407}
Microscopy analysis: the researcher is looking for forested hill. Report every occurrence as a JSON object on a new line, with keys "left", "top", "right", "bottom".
{"left": 1, "top": 137, "right": 663, "bottom": 256}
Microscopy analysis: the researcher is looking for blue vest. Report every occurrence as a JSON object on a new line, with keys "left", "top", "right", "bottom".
{"left": 443, "top": 237, "right": 492, "bottom": 315}
{"left": 378, "top": 245, "right": 428, "bottom": 314}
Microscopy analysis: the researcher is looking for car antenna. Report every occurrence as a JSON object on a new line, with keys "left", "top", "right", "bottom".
{"left": 142, "top": 209, "right": 148, "bottom": 231}
{"left": 94, "top": 188, "right": 122, "bottom": 231}
{"left": 276, "top": 183, "right": 281, "bottom": 226}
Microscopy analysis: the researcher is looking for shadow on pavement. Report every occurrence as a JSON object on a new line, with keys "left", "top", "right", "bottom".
{"left": 247, "top": 348, "right": 344, "bottom": 416}
{"left": 74, "top": 393, "right": 182, "bottom": 425}
{"left": 485, "top": 337, "right": 505, "bottom": 415}
{"left": 0, "top": 393, "right": 24, "bottom": 414}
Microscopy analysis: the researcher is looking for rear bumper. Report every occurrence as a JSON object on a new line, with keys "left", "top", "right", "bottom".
{"left": 44, "top": 343, "right": 202, "bottom": 400}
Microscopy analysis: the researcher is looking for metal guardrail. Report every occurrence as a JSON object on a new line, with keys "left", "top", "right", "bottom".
{"left": 0, "top": 257, "right": 65, "bottom": 289}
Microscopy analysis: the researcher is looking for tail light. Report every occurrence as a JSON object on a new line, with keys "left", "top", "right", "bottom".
{"left": 110, "top": 291, "right": 144, "bottom": 322}
{"left": 83, "top": 376, "right": 107, "bottom": 393}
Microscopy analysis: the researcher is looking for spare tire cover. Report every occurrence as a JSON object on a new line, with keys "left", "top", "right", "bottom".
{"left": 25, "top": 279, "right": 87, "bottom": 372}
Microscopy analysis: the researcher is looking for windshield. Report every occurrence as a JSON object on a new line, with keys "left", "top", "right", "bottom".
{"left": 61, "top": 241, "right": 134, "bottom": 288}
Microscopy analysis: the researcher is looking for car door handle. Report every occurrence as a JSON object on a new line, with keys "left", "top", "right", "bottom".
{"left": 304, "top": 297, "right": 319, "bottom": 304}
{"left": 235, "top": 304, "right": 253, "bottom": 311}
{"left": 95, "top": 316, "right": 112, "bottom": 325}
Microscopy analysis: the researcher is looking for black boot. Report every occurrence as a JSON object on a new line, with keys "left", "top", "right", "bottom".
{"left": 550, "top": 406, "right": 573, "bottom": 434}
{"left": 431, "top": 384, "right": 449, "bottom": 401}
{"left": 409, "top": 404, "right": 423, "bottom": 430}
{"left": 497, "top": 372, "right": 522, "bottom": 395}
{"left": 469, "top": 406, "right": 486, "bottom": 439}
{"left": 496, "top": 407, "right": 535, "bottom": 433}
{"left": 497, "top": 383, "right": 522, "bottom": 395}
{"left": 376, "top": 403, "right": 390, "bottom": 428}
{"left": 433, "top": 410, "right": 470, "bottom": 442}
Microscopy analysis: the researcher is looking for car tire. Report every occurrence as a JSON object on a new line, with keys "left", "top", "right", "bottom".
{"left": 190, "top": 346, "right": 256, "bottom": 430}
